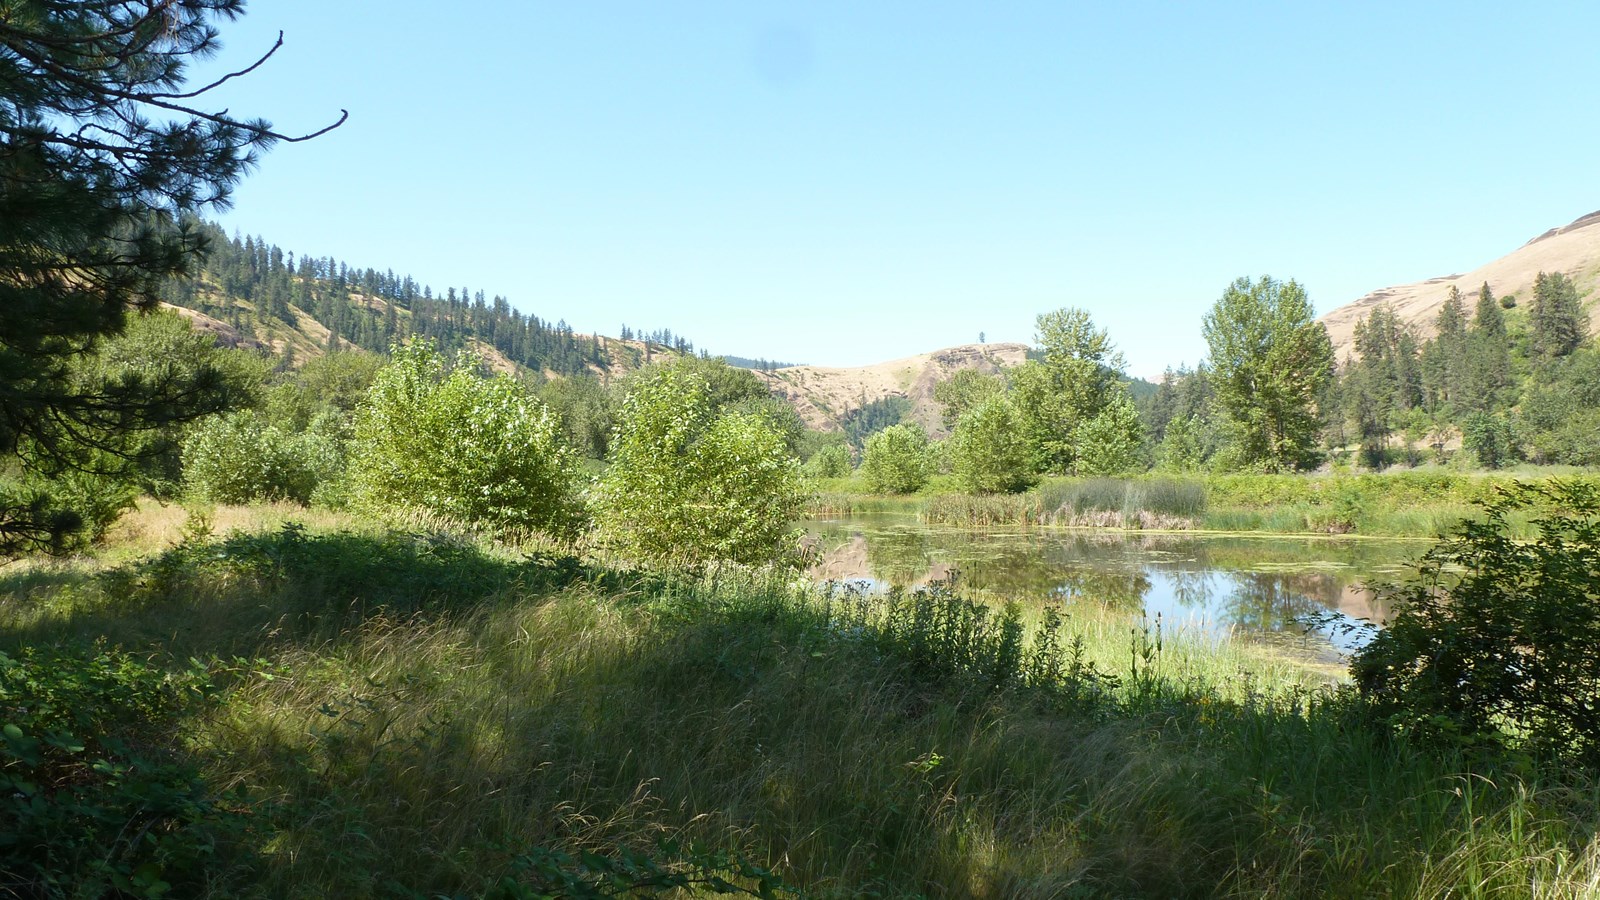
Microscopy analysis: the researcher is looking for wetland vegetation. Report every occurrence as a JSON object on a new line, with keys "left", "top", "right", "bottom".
{"left": 6, "top": 487, "right": 1600, "bottom": 897}
{"left": 3, "top": 4, "right": 1599, "bottom": 897}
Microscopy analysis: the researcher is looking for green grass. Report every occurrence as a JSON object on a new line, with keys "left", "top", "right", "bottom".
{"left": 841, "top": 471, "right": 1600, "bottom": 537}
{"left": 922, "top": 493, "right": 1048, "bottom": 526}
{"left": 3, "top": 509, "right": 1598, "bottom": 897}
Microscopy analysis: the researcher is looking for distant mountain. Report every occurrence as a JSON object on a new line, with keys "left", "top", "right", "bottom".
{"left": 755, "top": 343, "right": 1029, "bottom": 436}
{"left": 1320, "top": 210, "right": 1600, "bottom": 361}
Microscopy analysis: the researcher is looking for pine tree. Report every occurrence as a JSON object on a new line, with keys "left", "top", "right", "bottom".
{"left": 1346, "top": 304, "right": 1421, "bottom": 467}
{"left": 1530, "top": 271, "right": 1588, "bottom": 359}
{"left": 1474, "top": 282, "right": 1506, "bottom": 337}
{"left": 0, "top": 1, "right": 342, "bottom": 554}
{"left": 1460, "top": 283, "right": 1512, "bottom": 414}
{"left": 1421, "top": 285, "right": 1468, "bottom": 411}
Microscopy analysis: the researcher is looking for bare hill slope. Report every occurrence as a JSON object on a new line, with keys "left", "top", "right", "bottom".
{"left": 756, "top": 342, "right": 1028, "bottom": 435}
{"left": 1321, "top": 210, "right": 1600, "bottom": 361}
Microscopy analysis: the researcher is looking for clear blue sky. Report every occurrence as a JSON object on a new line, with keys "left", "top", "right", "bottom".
{"left": 200, "top": 2, "right": 1600, "bottom": 378}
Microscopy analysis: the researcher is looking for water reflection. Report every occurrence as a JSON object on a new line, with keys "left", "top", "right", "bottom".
{"left": 806, "top": 513, "right": 1419, "bottom": 659}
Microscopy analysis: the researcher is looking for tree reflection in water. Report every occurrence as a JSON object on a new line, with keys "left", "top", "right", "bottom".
{"left": 805, "top": 512, "right": 1415, "bottom": 654}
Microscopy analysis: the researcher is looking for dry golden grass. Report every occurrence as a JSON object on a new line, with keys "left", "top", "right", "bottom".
{"left": 1321, "top": 210, "right": 1600, "bottom": 363}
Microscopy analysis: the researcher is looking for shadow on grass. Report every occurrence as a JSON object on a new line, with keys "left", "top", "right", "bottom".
{"left": 4, "top": 529, "right": 1597, "bottom": 898}
{"left": 0, "top": 523, "right": 667, "bottom": 661}
{"left": 191, "top": 575, "right": 1600, "bottom": 898}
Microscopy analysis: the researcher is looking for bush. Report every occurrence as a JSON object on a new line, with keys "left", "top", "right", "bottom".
{"left": 1461, "top": 412, "right": 1521, "bottom": 470}
{"left": 0, "top": 646, "right": 248, "bottom": 898}
{"left": 1073, "top": 392, "right": 1144, "bottom": 476}
{"left": 595, "top": 365, "right": 807, "bottom": 568}
{"left": 1352, "top": 480, "right": 1600, "bottom": 763}
{"left": 948, "top": 397, "right": 1034, "bottom": 494}
{"left": 1155, "top": 415, "right": 1209, "bottom": 472}
{"left": 349, "top": 342, "right": 584, "bottom": 537}
{"left": 183, "top": 410, "right": 341, "bottom": 505}
{"left": 860, "top": 424, "right": 931, "bottom": 494}
{"left": 802, "top": 443, "right": 852, "bottom": 479}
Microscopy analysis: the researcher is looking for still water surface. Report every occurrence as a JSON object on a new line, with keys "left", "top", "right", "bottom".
{"left": 806, "top": 513, "right": 1429, "bottom": 661}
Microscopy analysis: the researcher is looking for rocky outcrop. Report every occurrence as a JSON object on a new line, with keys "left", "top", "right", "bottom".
{"left": 758, "top": 342, "right": 1028, "bottom": 435}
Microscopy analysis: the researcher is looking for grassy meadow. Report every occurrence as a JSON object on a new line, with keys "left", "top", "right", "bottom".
{"left": 3, "top": 502, "right": 1598, "bottom": 898}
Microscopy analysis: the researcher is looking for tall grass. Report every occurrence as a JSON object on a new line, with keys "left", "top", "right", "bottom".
{"left": 922, "top": 493, "right": 1047, "bottom": 526}
{"left": 862, "top": 471, "right": 1595, "bottom": 536}
{"left": 806, "top": 491, "right": 924, "bottom": 518}
{"left": 927, "top": 478, "right": 1209, "bottom": 529}
{"left": 4, "top": 517, "right": 1599, "bottom": 897}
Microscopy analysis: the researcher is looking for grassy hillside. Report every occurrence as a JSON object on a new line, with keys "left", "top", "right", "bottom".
{"left": 1320, "top": 209, "right": 1600, "bottom": 361}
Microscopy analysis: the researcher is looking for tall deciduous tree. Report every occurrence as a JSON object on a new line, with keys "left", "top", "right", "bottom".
{"left": 932, "top": 369, "right": 1004, "bottom": 430}
{"left": 0, "top": 1, "right": 342, "bottom": 554}
{"left": 1011, "top": 307, "right": 1125, "bottom": 474}
{"left": 1202, "top": 276, "right": 1334, "bottom": 471}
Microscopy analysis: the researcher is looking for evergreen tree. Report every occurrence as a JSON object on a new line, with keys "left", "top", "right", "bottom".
{"left": 1420, "top": 285, "right": 1468, "bottom": 411}
{"left": 1346, "top": 304, "right": 1421, "bottom": 468}
{"left": 1474, "top": 282, "right": 1506, "bottom": 337}
{"left": 1460, "top": 283, "right": 1512, "bottom": 414}
{"left": 1530, "top": 271, "right": 1588, "bottom": 359}
{"left": 0, "top": 1, "right": 341, "bottom": 555}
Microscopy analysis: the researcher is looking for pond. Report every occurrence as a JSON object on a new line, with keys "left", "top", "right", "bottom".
{"left": 805, "top": 512, "right": 1430, "bottom": 662}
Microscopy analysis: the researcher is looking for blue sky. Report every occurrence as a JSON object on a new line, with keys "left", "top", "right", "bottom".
{"left": 200, "top": 2, "right": 1600, "bottom": 377}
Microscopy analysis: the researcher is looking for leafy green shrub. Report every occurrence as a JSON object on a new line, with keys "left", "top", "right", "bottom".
{"left": 1462, "top": 412, "right": 1521, "bottom": 470}
{"left": 948, "top": 396, "right": 1034, "bottom": 494}
{"left": 350, "top": 342, "right": 584, "bottom": 537}
{"left": 860, "top": 423, "right": 931, "bottom": 494}
{"left": 1073, "top": 392, "right": 1145, "bottom": 476}
{"left": 183, "top": 410, "right": 341, "bottom": 505}
{"left": 1352, "top": 480, "right": 1600, "bottom": 763}
{"left": 596, "top": 365, "right": 807, "bottom": 568}
{"left": 802, "top": 443, "right": 852, "bottom": 479}
{"left": 1305, "top": 480, "right": 1365, "bottom": 533}
{"left": 1155, "top": 414, "right": 1210, "bottom": 472}
{"left": 0, "top": 646, "right": 247, "bottom": 898}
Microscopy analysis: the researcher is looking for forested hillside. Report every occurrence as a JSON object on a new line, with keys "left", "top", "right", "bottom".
{"left": 153, "top": 214, "right": 1600, "bottom": 476}
{"left": 1144, "top": 272, "right": 1598, "bottom": 471}
{"left": 156, "top": 219, "right": 694, "bottom": 379}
